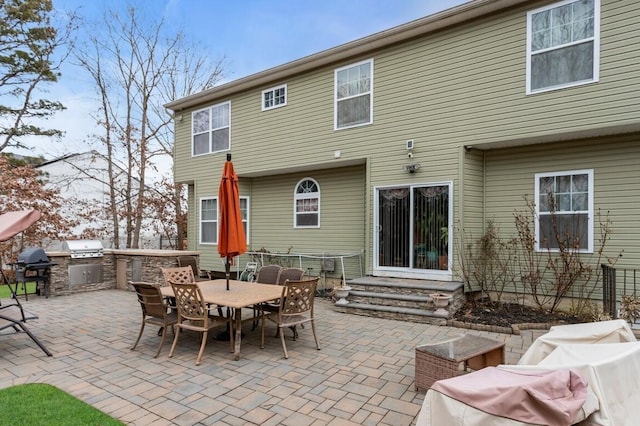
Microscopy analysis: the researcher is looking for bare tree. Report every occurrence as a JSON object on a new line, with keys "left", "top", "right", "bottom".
{"left": 75, "top": 5, "right": 224, "bottom": 248}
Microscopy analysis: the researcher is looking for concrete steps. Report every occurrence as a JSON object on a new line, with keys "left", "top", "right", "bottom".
{"left": 333, "top": 276, "right": 465, "bottom": 325}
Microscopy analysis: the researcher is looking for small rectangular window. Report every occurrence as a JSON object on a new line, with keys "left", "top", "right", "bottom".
{"left": 262, "top": 84, "right": 287, "bottom": 111}
{"left": 535, "top": 170, "right": 593, "bottom": 252}
{"left": 526, "top": 0, "right": 600, "bottom": 94}
{"left": 334, "top": 59, "right": 373, "bottom": 129}
{"left": 192, "top": 102, "right": 231, "bottom": 156}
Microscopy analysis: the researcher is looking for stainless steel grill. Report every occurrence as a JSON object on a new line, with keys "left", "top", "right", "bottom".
{"left": 62, "top": 240, "right": 104, "bottom": 258}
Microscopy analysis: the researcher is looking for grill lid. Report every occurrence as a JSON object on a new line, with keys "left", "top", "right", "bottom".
{"left": 17, "top": 247, "right": 50, "bottom": 264}
{"left": 62, "top": 240, "right": 104, "bottom": 258}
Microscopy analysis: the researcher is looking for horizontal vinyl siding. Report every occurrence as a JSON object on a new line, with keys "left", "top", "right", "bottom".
{"left": 462, "top": 150, "right": 485, "bottom": 238}
{"left": 174, "top": 0, "right": 640, "bottom": 279}
{"left": 249, "top": 165, "right": 365, "bottom": 253}
{"left": 196, "top": 165, "right": 366, "bottom": 272}
{"left": 175, "top": 0, "right": 640, "bottom": 184}
{"left": 484, "top": 135, "right": 640, "bottom": 290}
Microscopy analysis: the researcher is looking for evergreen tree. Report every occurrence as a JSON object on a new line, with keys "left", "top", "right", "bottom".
{"left": 0, "top": 0, "right": 77, "bottom": 152}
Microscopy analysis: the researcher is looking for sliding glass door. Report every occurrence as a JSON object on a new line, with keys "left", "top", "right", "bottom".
{"left": 376, "top": 184, "right": 450, "bottom": 272}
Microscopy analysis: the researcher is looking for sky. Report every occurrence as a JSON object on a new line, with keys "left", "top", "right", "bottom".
{"left": 19, "top": 0, "right": 468, "bottom": 172}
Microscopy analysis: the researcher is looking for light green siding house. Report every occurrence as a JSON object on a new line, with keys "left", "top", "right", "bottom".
{"left": 167, "top": 0, "right": 640, "bottom": 295}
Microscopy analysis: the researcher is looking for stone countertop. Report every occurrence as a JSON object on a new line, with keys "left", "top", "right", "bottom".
{"left": 46, "top": 249, "right": 201, "bottom": 257}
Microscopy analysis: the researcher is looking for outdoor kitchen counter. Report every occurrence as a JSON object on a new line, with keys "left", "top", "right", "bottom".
{"left": 44, "top": 249, "right": 203, "bottom": 297}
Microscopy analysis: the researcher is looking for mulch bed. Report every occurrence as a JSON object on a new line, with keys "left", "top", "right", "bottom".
{"left": 453, "top": 300, "right": 582, "bottom": 328}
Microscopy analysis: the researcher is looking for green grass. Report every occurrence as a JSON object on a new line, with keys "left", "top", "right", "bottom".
{"left": 0, "top": 384, "right": 125, "bottom": 425}
{"left": 0, "top": 282, "right": 37, "bottom": 299}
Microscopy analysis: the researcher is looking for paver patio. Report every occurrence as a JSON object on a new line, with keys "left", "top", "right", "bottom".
{"left": 0, "top": 289, "right": 543, "bottom": 425}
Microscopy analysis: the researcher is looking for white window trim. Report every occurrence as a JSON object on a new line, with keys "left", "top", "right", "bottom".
{"left": 293, "top": 178, "right": 320, "bottom": 229}
{"left": 372, "top": 181, "right": 453, "bottom": 281}
{"left": 191, "top": 101, "right": 231, "bottom": 157}
{"left": 334, "top": 58, "right": 374, "bottom": 130}
{"left": 261, "top": 84, "right": 287, "bottom": 111}
{"left": 240, "top": 196, "right": 250, "bottom": 244}
{"left": 525, "top": 0, "right": 600, "bottom": 95}
{"left": 534, "top": 169, "right": 594, "bottom": 253}
{"left": 200, "top": 196, "right": 250, "bottom": 245}
{"left": 199, "top": 196, "right": 217, "bottom": 245}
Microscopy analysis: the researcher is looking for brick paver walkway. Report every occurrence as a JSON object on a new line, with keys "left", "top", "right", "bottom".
{"left": 0, "top": 289, "right": 542, "bottom": 425}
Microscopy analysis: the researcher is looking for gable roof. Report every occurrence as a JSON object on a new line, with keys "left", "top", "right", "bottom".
{"left": 165, "top": 0, "right": 531, "bottom": 112}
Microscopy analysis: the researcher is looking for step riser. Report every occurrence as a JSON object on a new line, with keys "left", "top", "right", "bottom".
{"left": 337, "top": 277, "right": 466, "bottom": 323}
{"left": 335, "top": 306, "right": 448, "bottom": 326}
{"left": 349, "top": 295, "right": 431, "bottom": 310}
{"left": 348, "top": 284, "right": 441, "bottom": 296}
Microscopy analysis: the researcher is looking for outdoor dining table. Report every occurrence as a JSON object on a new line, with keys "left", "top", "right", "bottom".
{"left": 160, "top": 279, "right": 283, "bottom": 360}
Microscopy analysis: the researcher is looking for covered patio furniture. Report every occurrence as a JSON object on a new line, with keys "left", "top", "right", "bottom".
{"left": 261, "top": 278, "right": 320, "bottom": 359}
{"left": 518, "top": 319, "right": 636, "bottom": 365}
{"left": 506, "top": 341, "right": 640, "bottom": 425}
{"left": 130, "top": 282, "right": 178, "bottom": 358}
{"left": 416, "top": 366, "right": 599, "bottom": 426}
{"left": 168, "top": 281, "right": 233, "bottom": 366}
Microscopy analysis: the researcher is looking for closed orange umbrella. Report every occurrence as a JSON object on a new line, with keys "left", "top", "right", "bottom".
{"left": 218, "top": 154, "right": 247, "bottom": 290}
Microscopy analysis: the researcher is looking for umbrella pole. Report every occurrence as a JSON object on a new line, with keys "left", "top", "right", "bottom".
{"left": 225, "top": 258, "right": 230, "bottom": 291}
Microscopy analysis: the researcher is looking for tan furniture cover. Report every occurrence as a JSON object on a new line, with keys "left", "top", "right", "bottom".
{"left": 506, "top": 342, "right": 640, "bottom": 425}
{"left": 416, "top": 366, "right": 598, "bottom": 426}
{"left": 518, "top": 320, "right": 636, "bottom": 365}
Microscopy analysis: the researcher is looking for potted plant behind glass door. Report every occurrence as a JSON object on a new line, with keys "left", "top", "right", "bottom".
{"left": 438, "top": 225, "right": 448, "bottom": 270}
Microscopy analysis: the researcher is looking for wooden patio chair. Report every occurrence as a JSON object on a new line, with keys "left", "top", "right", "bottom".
{"left": 262, "top": 267, "right": 305, "bottom": 315}
{"left": 250, "top": 264, "right": 283, "bottom": 329}
{"left": 261, "top": 277, "right": 320, "bottom": 359}
{"left": 163, "top": 265, "right": 228, "bottom": 321}
{"left": 130, "top": 281, "right": 178, "bottom": 358}
{"left": 177, "top": 255, "right": 212, "bottom": 281}
{"left": 255, "top": 264, "right": 282, "bottom": 284}
{"left": 161, "top": 266, "right": 195, "bottom": 286}
{"left": 168, "top": 281, "right": 233, "bottom": 366}
{"left": 277, "top": 268, "right": 305, "bottom": 285}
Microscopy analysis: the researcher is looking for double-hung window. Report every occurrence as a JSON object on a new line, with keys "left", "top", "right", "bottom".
{"left": 526, "top": 0, "right": 599, "bottom": 94}
{"left": 535, "top": 170, "right": 593, "bottom": 252}
{"left": 262, "top": 84, "right": 287, "bottom": 110}
{"left": 200, "top": 196, "right": 250, "bottom": 244}
{"left": 192, "top": 102, "right": 230, "bottom": 156}
{"left": 294, "top": 178, "right": 320, "bottom": 228}
{"left": 200, "top": 197, "right": 218, "bottom": 244}
{"left": 335, "top": 59, "right": 373, "bottom": 129}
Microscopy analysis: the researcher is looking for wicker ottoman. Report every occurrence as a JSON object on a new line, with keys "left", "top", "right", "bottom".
{"left": 415, "top": 334, "right": 505, "bottom": 391}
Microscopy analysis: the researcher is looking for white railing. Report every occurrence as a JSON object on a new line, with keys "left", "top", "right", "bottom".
{"left": 227, "top": 251, "right": 364, "bottom": 291}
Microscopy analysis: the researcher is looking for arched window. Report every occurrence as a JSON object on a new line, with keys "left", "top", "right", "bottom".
{"left": 294, "top": 178, "right": 320, "bottom": 228}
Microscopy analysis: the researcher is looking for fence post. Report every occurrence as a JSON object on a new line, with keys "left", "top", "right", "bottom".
{"left": 602, "top": 264, "right": 617, "bottom": 318}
